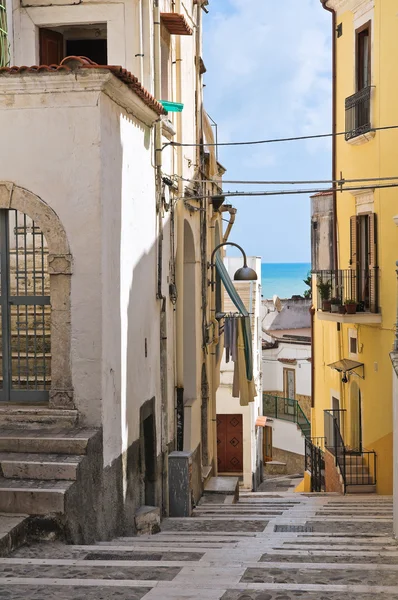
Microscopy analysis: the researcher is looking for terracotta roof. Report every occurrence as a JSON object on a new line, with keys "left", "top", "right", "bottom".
{"left": 161, "top": 13, "right": 193, "bottom": 35}
{"left": 277, "top": 358, "right": 297, "bottom": 365}
{"left": 0, "top": 56, "right": 167, "bottom": 116}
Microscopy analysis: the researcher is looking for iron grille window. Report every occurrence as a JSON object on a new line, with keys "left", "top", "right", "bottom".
{"left": 345, "top": 86, "right": 372, "bottom": 141}
{"left": 0, "top": 0, "right": 8, "bottom": 68}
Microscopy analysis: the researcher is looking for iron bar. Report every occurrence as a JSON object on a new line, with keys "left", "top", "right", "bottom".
{"left": 345, "top": 86, "right": 372, "bottom": 141}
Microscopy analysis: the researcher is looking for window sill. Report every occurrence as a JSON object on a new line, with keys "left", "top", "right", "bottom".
{"left": 346, "top": 130, "right": 376, "bottom": 146}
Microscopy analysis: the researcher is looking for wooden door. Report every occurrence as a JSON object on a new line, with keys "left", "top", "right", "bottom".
{"left": 283, "top": 368, "right": 296, "bottom": 399}
{"left": 263, "top": 425, "right": 273, "bottom": 462}
{"left": 217, "top": 414, "right": 243, "bottom": 473}
{"left": 39, "top": 29, "right": 64, "bottom": 65}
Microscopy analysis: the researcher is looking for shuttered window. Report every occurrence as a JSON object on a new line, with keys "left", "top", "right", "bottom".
{"left": 39, "top": 29, "right": 63, "bottom": 65}
{"left": 349, "top": 213, "right": 378, "bottom": 313}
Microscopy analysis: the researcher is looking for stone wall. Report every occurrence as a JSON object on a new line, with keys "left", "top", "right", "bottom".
{"left": 272, "top": 447, "right": 305, "bottom": 474}
{"left": 324, "top": 449, "right": 344, "bottom": 494}
{"left": 263, "top": 390, "right": 311, "bottom": 422}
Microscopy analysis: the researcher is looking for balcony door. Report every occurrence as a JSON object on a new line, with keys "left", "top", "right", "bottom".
{"left": 350, "top": 213, "right": 378, "bottom": 312}
{"left": 356, "top": 22, "right": 371, "bottom": 91}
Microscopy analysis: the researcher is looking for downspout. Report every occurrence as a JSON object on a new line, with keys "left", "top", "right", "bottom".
{"left": 222, "top": 205, "right": 237, "bottom": 243}
{"left": 310, "top": 306, "right": 315, "bottom": 414}
{"left": 154, "top": 0, "right": 168, "bottom": 511}
{"left": 321, "top": 0, "right": 338, "bottom": 272}
{"left": 175, "top": 0, "right": 185, "bottom": 451}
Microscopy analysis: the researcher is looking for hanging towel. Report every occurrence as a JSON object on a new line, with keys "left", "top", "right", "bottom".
{"left": 237, "top": 318, "right": 256, "bottom": 407}
{"left": 224, "top": 317, "right": 231, "bottom": 363}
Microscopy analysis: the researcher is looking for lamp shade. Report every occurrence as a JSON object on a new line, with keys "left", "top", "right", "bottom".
{"left": 234, "top": 265, "right": 258, "bottom": 281}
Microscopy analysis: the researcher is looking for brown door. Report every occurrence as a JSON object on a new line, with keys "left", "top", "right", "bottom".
{"left": 217, "top": 414, "right": 243, "bottom": 473}
{"left": 263, "top": 426, "right": 273, "bottom": 462}
{"left": 40, "top": 29, "right": 64, "bottom": 65}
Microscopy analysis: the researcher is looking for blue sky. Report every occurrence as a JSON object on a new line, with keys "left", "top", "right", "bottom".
{"left": 203, "top": 0, "right": 332, "bottom": 263}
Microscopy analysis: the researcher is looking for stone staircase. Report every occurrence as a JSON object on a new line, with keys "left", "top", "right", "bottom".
{"left": 0, "top": 426, "right": 101, "bottom": 540}
{"left": 345, "top": 453, "right": 376, "bottom": 494}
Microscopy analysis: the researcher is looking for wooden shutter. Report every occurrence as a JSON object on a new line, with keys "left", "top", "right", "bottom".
{"left": 350, "top": 215, "right": 359, "bottom": 301}
{"left": 39, "top": 29, "right": 64, "bottom": 65}
{"left": 368, "top": 213, "right": 378, "bottom": 313}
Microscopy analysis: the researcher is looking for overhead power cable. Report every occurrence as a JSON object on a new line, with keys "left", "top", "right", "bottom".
{"left": 162, "top": 124, "right": 398, "bottom": 149}
{"left": 176, "top": 182, "right": 398, "bottom": 201}
{"left": 171, "top": 174, "right": 398, "bottom": 186}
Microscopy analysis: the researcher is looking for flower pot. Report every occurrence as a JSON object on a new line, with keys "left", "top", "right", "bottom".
{"left": 322, "top": 300, "right": 331, "bottom": 312}
{"left": 331, "top": 304, "right": 340, "bottom": 313}
{"left": 338, "top": 305, "right": 347, "bottom": 314}
{"left": 345, "top": 303, "right": 357, "bottom": 314}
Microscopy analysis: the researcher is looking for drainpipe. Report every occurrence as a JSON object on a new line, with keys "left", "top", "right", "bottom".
{"left": 222, "top": 205, "right": 237, "bottom": 243}
{"left": 310, "top": 306, "right": 315, "bottom": 415}
{"left": 321, "top": 0, "right": 338, "bottom": 272}
{"left": 154, "top": 0, "right": 168, "bottom": 511}
{"left": 175, "top": 0, "right": 185, "bottom": 451}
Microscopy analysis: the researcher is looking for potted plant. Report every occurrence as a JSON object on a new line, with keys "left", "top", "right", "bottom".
{"left": 330, "top": 297, "right": 341, "bottom": 313}
{"left": 345, "top": 299, "right": 357, "bottom": 314}
{"left": 338, "top": 303, "right": 347, "bottom": 315}
{"left": 317, "top": 281, "right": 332, "bottom": 311}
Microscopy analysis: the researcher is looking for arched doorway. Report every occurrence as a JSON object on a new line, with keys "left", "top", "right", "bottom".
{"left": 183, "top": 220, "right": 197, "bottom": 401}
{"left": 0, "top": 209, "right": 51, "bottom": 402}
{"left": 349, "top": 381, "right": 362, "bottom": 452}
{"left": 0, "top": 183, "right": 73, "bottom": 408}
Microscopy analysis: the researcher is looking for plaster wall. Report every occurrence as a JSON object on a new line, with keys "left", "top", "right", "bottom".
{"left": 262, "top": 343, "right": 311, "bottom": 397}
{"left": 270, "top": 419, "right": 305, "bottom": 456}
{"left": 0, "top": 77, "right": 103, "bottom": 425}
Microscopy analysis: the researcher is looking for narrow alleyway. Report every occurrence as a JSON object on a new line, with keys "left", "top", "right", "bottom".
{"left": 0, "top": 490, "right": 395, "bottom": 599}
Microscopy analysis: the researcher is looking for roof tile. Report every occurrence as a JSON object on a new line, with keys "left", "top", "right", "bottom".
{"left": 0, "top": 56, "right": 167, "bottom": 116}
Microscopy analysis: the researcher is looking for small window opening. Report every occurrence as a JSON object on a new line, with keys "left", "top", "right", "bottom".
{"left": 40, "top": 24, "right": 107, "bottom": 65}
{"left": 350, "top": 336, "right": 357, "bottom": 355}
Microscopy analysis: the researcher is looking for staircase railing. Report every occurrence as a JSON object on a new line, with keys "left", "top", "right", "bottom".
{"left": 263, "top": 394, "right": 311, "bottom": 439}
{"left": 305, "top": 437, "right": 325, "bottom": 492}
{"left": 324, "top": 410, "right": 377, "bottom": 492}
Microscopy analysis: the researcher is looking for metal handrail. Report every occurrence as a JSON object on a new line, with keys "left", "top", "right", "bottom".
{"left": 314, "top": 269, "right": 379, "bottom": 314}
{"left": 263, "top": 394, "right": 311, "bottom": 438}
{"left": 345, "top": 86, "right": 372, "bottom": 141}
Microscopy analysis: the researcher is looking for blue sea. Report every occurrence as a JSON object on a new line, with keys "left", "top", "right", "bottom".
{"left": 261, "top": 263, "right": 311, "bottom": 300}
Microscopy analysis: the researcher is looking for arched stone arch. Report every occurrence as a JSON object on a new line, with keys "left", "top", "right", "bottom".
{"left": 0, "top": 182, "right": 74, "bottom": 409}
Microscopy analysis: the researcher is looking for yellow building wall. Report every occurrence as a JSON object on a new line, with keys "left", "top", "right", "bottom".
{"left": 313, "top": 0, "right": 397, "bottom": 495}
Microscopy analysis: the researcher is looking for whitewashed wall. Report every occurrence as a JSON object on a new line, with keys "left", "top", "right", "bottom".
{"left": 262, "top": 343, "right": 311, "bottom": 397}
{"left": 270, "top": 419, "right": 305, "bottom": 456}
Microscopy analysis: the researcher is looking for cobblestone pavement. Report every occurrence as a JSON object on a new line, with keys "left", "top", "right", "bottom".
{"left": 0, "top": 490, "right": 396, "bottom": 599}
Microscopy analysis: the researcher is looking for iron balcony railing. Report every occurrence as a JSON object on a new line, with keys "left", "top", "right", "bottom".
{"left": 263, "top": 394, "right": 311, "bottom": 439}
{"left": 305, "top": 438, "right": 325, "bottom": 492}
{"left": 324, "top": 410, "right": 377, "bottom": 492}
{"left": 345, "top": 86, "right": 372, "bottom": 141}
{"left": 315, "top": 269, "right": 379, "bottom": 314}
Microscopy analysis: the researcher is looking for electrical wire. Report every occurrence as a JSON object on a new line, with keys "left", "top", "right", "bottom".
{"left": 162, "top": 124, "right": 398, "bottom": 149}
{"left": 170, "top": 174, "right": 398, "bottom": 186}
{"left": 173, "top": 181, "right": 398, "bottom": 201}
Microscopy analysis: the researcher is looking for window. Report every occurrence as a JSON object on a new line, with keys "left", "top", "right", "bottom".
{"left": 356, "top": 22, "right": 371, "bottom": 91}
{"left": 350, "top": 213, "right": 378, "bottom": 312}
{"left": 40, "top": 25, "right": 107, "bottom": 65}
{"left": 283, "top": 368, "right": 295, "bottom": 400}
{"left": 349, "top": 329, "right": 358, "bottom": 356}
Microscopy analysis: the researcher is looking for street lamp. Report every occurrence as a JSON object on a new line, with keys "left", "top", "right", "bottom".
{"left": 209, "top": 242, "right": 258, "bottom": 291}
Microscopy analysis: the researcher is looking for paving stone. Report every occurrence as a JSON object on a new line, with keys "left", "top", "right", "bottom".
{"left": 240, "top": 567, "right": 398, "bottom": 586}
{"left": 0, "top": 564, "right": 181, "bottom": 581}
{"left": 161, "top": 520, "right": 268, "bottom": 533}
{"left": 308, "top": 521, "right": 393, "bottom": 535}
{"left": 259, "top": 553, "right": 398, "bottom": 564}
{"left": 0, "top": 586, "right": 150, "bottom": 599}
{"left": 221, "top": 593, "right": 398, "bottom": 600}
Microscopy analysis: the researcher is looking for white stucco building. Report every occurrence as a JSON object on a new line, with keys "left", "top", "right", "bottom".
{"left": 262, "top": 298, "right": 312, "bottom": 473}
{"left": 0, "top": 0, "right": 228, "bottom": 540}
{"left": 216, "top": 256, "right": 263, "bottom": 490}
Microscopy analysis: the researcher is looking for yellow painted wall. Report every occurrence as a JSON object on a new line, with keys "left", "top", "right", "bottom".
{"left": 313, "top": 0, "right": 397, "bottom": 495}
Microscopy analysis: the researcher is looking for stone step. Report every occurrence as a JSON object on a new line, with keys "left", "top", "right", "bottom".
{"left": 0, "top": 477, "right": 74, "bottom": 514}
{"left": 0, "top": 452, "right": 83, "bottom": 481}
{"left": 264, "top": 460, "right": 287, "bottom": 476}
{"left": 346, "top": 483, "right": 377, "bottom": 494}
{"left": 0, "top": 407, "right": 78, "bottom": 429}
{"left": 203, "top": 477, "right": 239, "bottom": 503}
{"left": 0, "top": 428, "right": 98, "bottom": 455}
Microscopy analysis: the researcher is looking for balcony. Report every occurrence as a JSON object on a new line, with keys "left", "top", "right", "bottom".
{"left": 263, "top": 394, "right": 310, "bottom": 439}
{"left": 315, "top": 269, "right": 381, "bottom": 324}
{"left": 345, "top": 86, "right": 373, "bottom": 143}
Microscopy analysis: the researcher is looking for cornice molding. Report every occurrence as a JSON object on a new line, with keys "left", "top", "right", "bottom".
{"left": 325, "top": 0, "right": 374, "bottom": 15}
